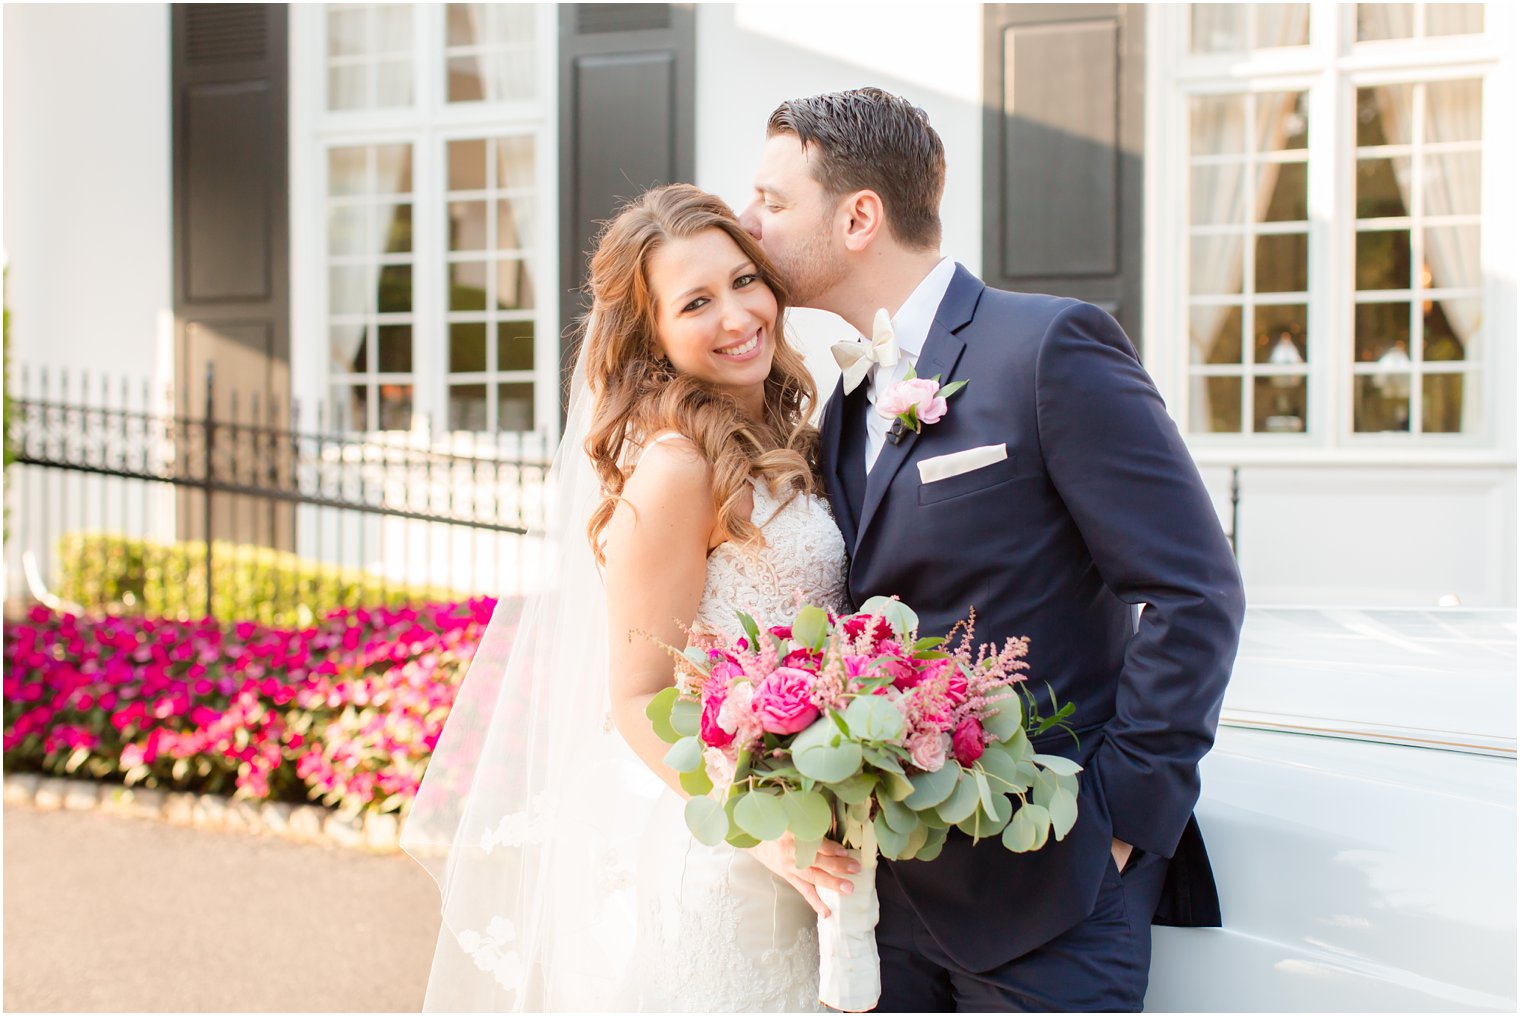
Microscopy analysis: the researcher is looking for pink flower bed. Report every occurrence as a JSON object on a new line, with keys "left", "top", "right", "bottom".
{"left": 2, "top": 599, "right": 510, "bottom": 816}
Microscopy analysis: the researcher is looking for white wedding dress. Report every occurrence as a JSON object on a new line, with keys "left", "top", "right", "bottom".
{"left": 619, "top": 469, "right": 849, "bottom": 1012}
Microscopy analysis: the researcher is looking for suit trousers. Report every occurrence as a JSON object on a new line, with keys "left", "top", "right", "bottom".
{"left": 874, "top": 849, "right": 1171, "bottom": 1012}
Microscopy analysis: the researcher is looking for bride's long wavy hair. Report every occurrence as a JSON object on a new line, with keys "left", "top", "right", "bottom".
{"left": 581, "top": 184, "right": 821, "bottom": 563}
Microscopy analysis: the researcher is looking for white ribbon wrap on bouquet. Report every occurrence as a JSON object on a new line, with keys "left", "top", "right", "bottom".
{"left": 816, "top": 821, "right": 881, "bottom": 1012}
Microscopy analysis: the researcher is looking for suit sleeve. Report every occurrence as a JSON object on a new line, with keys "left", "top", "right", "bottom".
{"left": 1033, "top": 301, "right": 1246, "bottom": 859}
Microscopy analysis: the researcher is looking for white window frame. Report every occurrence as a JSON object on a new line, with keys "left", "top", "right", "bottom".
{"left": 290, "top": 3, "right": 559, "bottom": 455}
{"left": 1145, "top": 3, "right": 1517, "bottom": 467}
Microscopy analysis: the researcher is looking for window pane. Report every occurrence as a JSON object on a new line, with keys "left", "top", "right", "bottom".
{"left": 1423, "top": 226, "right": 1480, "bottom": 290}
{"left": 1355, "top": 156, "right": 1410, "bottom": 219}
{"left": 1259, "top": 162, "right": 1307, "bottom": 222}
{"left": 376, "top": 5, "right": 412, "bottom": 51}
{"left": 1255, "top": 5, "right": 1310, "bottom": 47}
{"left": 1191, "top": 237, "right": 1244, "bottom": 295}
{"left": 492, "top": 4, "right": 536, "bottom": 45}
{"left": 377, "top": 265, "right": 412, "bottom": 314}
{"left": 1422, "top": 373, "right": 1466, "bottom": 433}
{"left": 1356, "top": 229, "right": 1412, "bottom": 290}
{"left": 327, "top": 8, "right": 366, "bottom": 58}
{"left": 1190, "top": 95, "right": 1247, "bottom": 155}
{"left": 496, "top": 135, "right": 536, "bottom": 187}
{"left": 1356, "top": 84, "right": 1412, "bottom": 146}
{"left": 329, "top": 266, "right": 369, "bottom": 316}
{"left": 1255, "top": 233, "right": 1307, "bottom": 293}
{"left": 1191, "top": 164, "right": 1244, "bottom": 225}
{"left": 1426, "top": 4, "right": 1483, "bottom": 36}
{"left": 377, "top": 325, "right": 412, "bottom": 373}
{"left": 497, "top": 320, "right": 535, "bottom": 372}
{"left": 450, "top": 262, "right": 488, "bottom": 311}
{"left": 1254, "top": 375, "right": 1307, "bottom": 433}
{"left": 448, "top": 139, "right": 488, "bottom": 191}
{"left": 1355, "top": 301, "right": 1411, "bottom": 362}
{"left": 1191, "top": 305, "right": 1243, "bottom": 365}
{"left": 331, "top": 324, "right": 367, "bottom": 374}
{"left": 1425, "top": 298, "right": 1480, "bottom": 362}
{"left": 380, "top": 203, "right": 412, "bottom": 254}
{"left": 337, "top": 384, "right": 370, "bottom": 432}
{"left": 375, "top": 145, "right": 413, "bottom": 193}
{"left": 1191, "top": 5, "right": 1248, "bottom": 52}
{"left": 450, "top": 323, "right": 487, "bottom": 373}
{"left": 496, "top": 198, "right": 534, "bottom": 250}
{"left": 1425, "top": 79, "right": 1482, "bottom": 143}
{"left": 1257, "top": 91, "right": 1308, "bottom": 151}
{"left": 449, "top": 384, "right": 487, "bottom": 431}
{"left": 328, "top": 147, "right": 368, "bottom": 197}
{"left": 448, "top": 56, "right": 486, "bottom": 103}
{"left": 449, "top": 201, "right": 489, "bottom": 251}
{"left": 376, "top": 59, "right": 414, "bottom": 108}
{"left": 377, "top": 383, "right": 412, "bottom": 431}
{"left": 1357, "top": 4, "right": 1415, "bottom": 42}
{"left": 496, "top": 260, "right": 535, "bottom": 311}
{"left": 1252, "top": 304, "right": 1307, "bottom": 364}
{"left": 498, "top": 382, "right": 535, "bottom": 432}
{"left": 1190, "top": 376, "right": 1242, "bottom": 433}
{"left": 1354, "top": 374, "right": 1411, "bottom": 432}
{"left": 328, "top": 65, "right": 367, "bottom": 111}
{"left": 1425, "top": 151, "right": 1481, "bottom": 216}
{"left": 329, "top": 205, "right": 367, "bottom": 256}
{"left": 446, "top": 3, "right": 475, "bottom": 46}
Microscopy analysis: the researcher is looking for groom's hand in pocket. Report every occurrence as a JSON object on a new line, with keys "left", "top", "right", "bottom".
{"left": 748, "top": 832, "right": 861, "bottom": 918}
{"left": 1111, "top": 837, "right": 1134, "bottom": 873}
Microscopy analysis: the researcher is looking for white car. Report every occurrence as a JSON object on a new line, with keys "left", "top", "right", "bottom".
{"left": 1147, "top": 607, "right": 1517, "bottom": 1012}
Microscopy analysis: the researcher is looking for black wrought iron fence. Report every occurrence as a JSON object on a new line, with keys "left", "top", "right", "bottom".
{"left": 6, "top": 364, "right": 552, "bottom": 624}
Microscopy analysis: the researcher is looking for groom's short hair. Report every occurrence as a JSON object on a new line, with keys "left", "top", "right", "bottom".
{"left": 767, "top": 88, "right": 945, "bottom": 251}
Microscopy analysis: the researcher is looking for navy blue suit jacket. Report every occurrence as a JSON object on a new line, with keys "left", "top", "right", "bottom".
{"left": 818, "top": 266, "right": 1245, "bottom": 972}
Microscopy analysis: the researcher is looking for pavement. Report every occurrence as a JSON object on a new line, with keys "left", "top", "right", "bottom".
{"left": 3, "top": 803, "right": 443, "bottom": 1012}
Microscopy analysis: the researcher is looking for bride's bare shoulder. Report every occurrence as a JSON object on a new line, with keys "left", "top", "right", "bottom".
{"left": 622, "top": 432, "right": 710, "bottom": 499}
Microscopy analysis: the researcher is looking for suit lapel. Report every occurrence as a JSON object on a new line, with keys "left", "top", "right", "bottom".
{"left": 853, "top": 265, "right": 984, "bottom": 551}
{"left": 816, "top": 377, "right": 859, "bottom": 551}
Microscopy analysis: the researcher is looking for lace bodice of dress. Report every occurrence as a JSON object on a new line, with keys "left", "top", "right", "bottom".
{"left": 692, "top": 477, "right": 849, "bottom": 640}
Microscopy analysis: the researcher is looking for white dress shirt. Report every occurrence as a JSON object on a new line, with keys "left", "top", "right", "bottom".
{"left": 864, "top": 257, "right": 957, "bottom": 471}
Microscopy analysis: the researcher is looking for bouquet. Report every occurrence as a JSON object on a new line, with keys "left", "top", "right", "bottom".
{"left": 645, "top": 596, "right": 1080, "bottom": 1012}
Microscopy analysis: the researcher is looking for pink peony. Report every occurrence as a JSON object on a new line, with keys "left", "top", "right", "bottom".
{"left": 952, "top": 718, "right": 986, "bottom": 767}
{"left": 908, "top": 731, "right": 950, "bottom": 773}
{"left": 700, "top": 684, "right": 734, "bottom": 748}
{"left": 876, "top": 377, "right": 948, "bottom": 425}
{"left": 751, "top": 667, "right": 821, "bottom": 735}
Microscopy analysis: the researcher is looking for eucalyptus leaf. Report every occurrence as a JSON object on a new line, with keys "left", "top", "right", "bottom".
{"left": 904, "top": 762, "right": 960, "bottom": 810}
{"left": 646, "top": 686, "right": 681, "bottom": 743}
{"left": 917, "top": 809, "right": 950, "bottom": 830}
{"left": 1032, "top": 753, "right": 1084, "bottom": 777}
{"left": 857, "top": 596, "right": 920, "bottom": 638}
{"left": 956, "top": 794, "right": 1013, "bottom": 842}
{"left": 793, "top": 605, "right": 829, "bottom": 650}
{"left": 936, "top": 775, "right": 982, "bottom": 825}
{"left": 794, "top": 837, "right": 822, "bottom": 870}
{"left": 982, "top": 692, "right": 1023, "bottom": 741}
{"left": 1031, "top": 769, "right": 1059, "bottom": 808}
{"left": 1055, "top": 771, "right": 1081, "bottom": 799}
{"left": 897, "top": 820, "right": 930, "bottom": 861}
{"left": 725, "top": 828, "right": 762, "bottom": 849}
{"left": 1001, "top": 726, "right": 1032, "bottom": 761}
{"left": 782, "top": 790, "right": 833, "bottom": 842}
{"left": 845, "top": 695, "right": 906, "bottom": 742}
{"left": 977, "top": 746, "right": 1028, "bottom": 793}
{"left": 663, "top": 736, "right": 703, "bottom": 774}
{"left": 874, "top": 811, "right": 909, "bottom": 860}
{"left": 863, "top": 746, "right": 906, "bottom": 776}
{"left": 685, "top": 796, "right": 729, "bottom": 846}
{"left": 1003, "top": 806, "right": 1038, "bottom": 853}
{"left": 679, "top": 767, "right": 714, "bottom": 797}
{"left": 882, "top": 770, "right": 916, "bottom": 802}
{"left": 1048, "top": 786, "right": 1079, "bottom": 840}
{"left": 670, "top": 699, "right": 701, "bottom": 737}
{"left": 1020, "top": 803, "right": 1052, "bottom": 851}
{"left": 878, "top": 792, "right": 918, "bottom": 835}
{"left": 832, "top": 772, "right": 878, "bottom": 805}
{"left": 795, "top": 739, "right": 863, "bottom": 783}
{"left": 734, "top": 791, "right": 789, "bottom": 841}
{"left": 916, "top": 825, "right": 949, "bottom": 862}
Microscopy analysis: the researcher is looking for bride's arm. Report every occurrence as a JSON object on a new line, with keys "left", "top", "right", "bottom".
{"left": 602, "top": 438, "right": 717, "bottom": 796}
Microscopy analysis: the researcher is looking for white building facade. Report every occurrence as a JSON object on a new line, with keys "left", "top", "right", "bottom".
{"left": 4, "top": 2, "right": 1514, "bottom": 607}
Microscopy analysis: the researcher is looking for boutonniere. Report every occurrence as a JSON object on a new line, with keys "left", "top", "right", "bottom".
{"left": 876, "top": 365, "right": 968, "bottom": 443}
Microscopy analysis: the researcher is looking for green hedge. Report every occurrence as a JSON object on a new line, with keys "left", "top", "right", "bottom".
{"left": 55, "top": 533, "right": 464, "bottom": 628}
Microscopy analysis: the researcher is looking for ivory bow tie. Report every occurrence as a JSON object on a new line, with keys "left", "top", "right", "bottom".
{"left": 831, "top": 308, "right": 899, "bottom": 395}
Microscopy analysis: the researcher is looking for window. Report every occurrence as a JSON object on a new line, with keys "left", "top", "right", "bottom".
{"left": 1161, "top": 3, "right": 1494, "bottom": 448}
{"left": 301, "top": 3, "right": 554, "bottom": 443}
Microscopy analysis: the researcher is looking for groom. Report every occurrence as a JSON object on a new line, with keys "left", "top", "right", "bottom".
{"left": 741, "top": 88, "right": 1246, "bottom": 1011}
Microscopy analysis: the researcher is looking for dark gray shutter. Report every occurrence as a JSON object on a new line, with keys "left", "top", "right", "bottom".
{"left": 172, "top": 4, "right": 291, "bottom": 549}
{"left": 557, "top": 4, "right": 696, "bottom": 388}
{"left": 982, "top": 4, "right": 1145, "bottom": 347}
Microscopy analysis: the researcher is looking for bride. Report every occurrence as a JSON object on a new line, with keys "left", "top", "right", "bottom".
{"left": 402, "top": 184, "right": 857, "bottom": 1011}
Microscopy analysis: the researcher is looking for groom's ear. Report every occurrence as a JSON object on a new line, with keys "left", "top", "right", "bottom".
{"left": 840, "top": 189, "right": 885, "bottom": 253}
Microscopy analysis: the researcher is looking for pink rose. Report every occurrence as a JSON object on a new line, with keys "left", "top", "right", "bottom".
{"left": 952, "top": 718, "right": 986, "bottom": 767}
{"left": 876, "top": 378, "right": 948, "bottom": 425}
{"left": 945, "top": 668, "right": 968, "bottom": 705}
{"left": 908, "top": 731, "right": 950, "bottom": 773}
{"left": 701, "top": 688, "right": 733, "bottom": 748}
{"left": 842, "top": 613, "right": 894, "bottom": 648}
{"left": 751, "top": 667, "right": 821, "bottom": 735}
{"left": 884, "top": 657, "right": 922, "bottom": 690}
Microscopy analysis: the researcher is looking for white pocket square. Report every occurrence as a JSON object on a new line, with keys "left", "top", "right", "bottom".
{"left": 916, "top": 443, "right": 1008, "bottom": 484}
